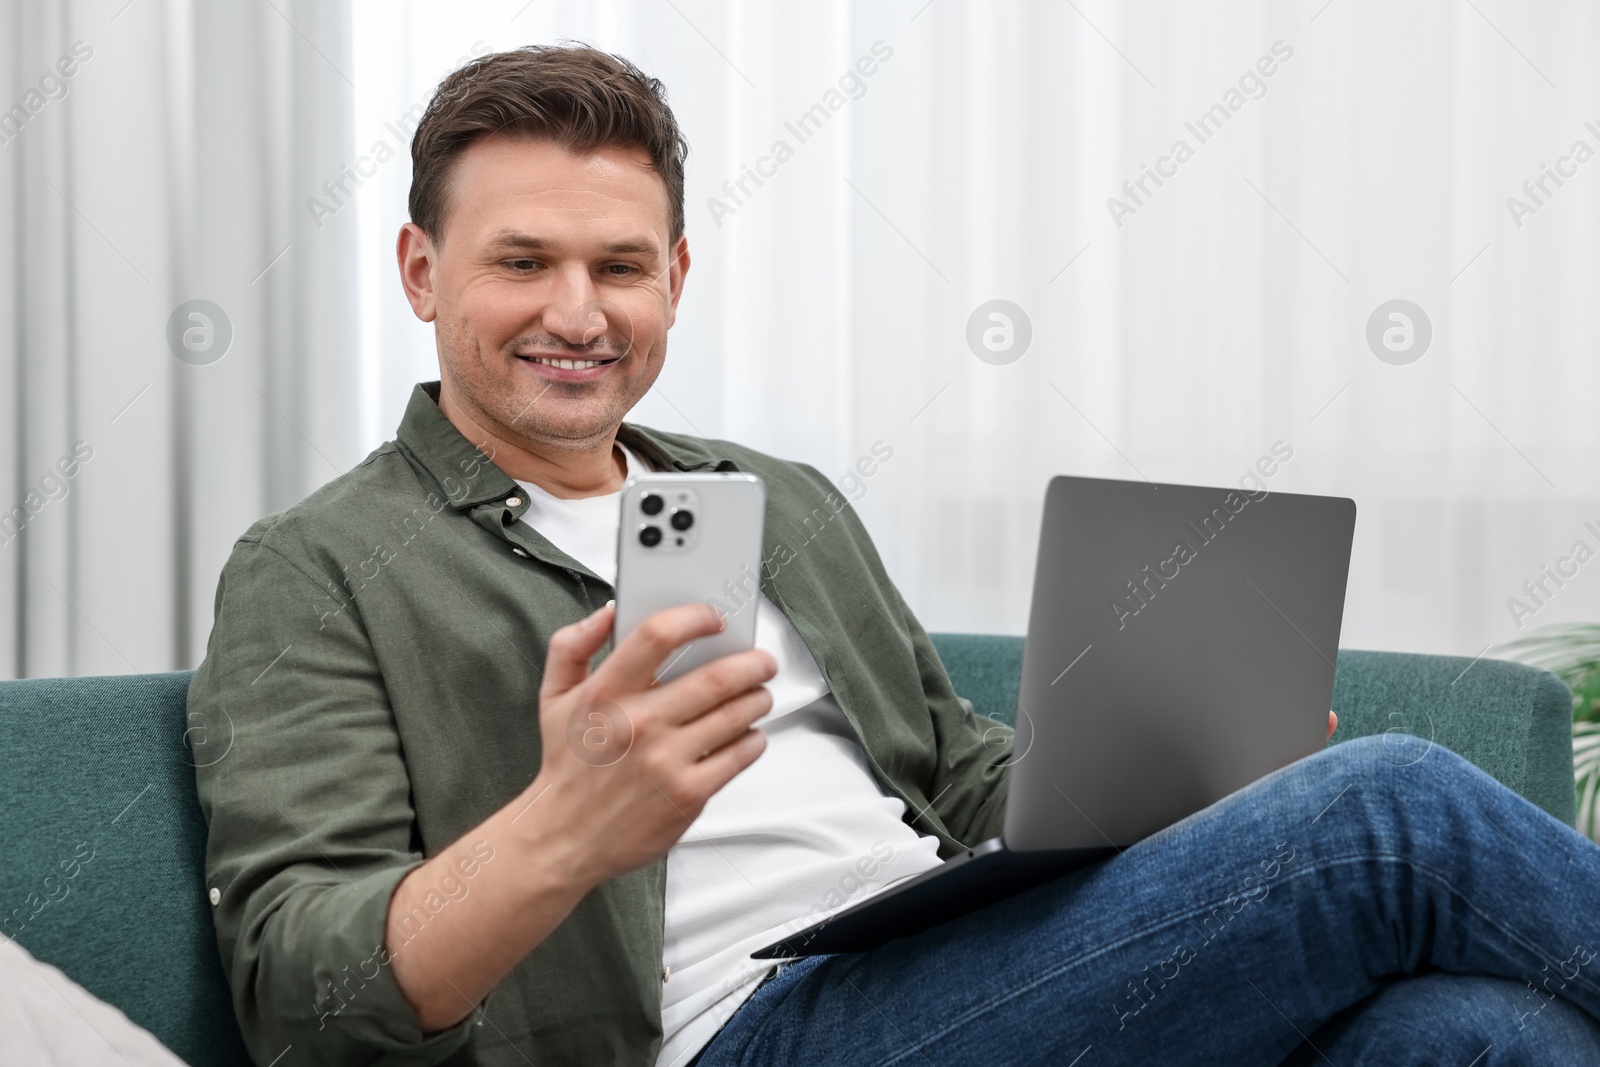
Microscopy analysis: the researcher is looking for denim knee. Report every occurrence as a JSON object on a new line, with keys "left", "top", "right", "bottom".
{"left": 1322, "top": 731, "right": 1443, "bottom": 773}
{"left": 1316, "top": 731, "right": 1474, "bottom": 791}
{"left": 1284, "top": 973, "right": 1600, "bottom": 1066}
{"left": 1299, "top": 733, "right": 1486, "bottom": 850}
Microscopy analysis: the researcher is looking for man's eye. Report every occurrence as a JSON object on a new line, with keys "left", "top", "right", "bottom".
{"left": 603, "top": 263, "right": 640, "bottom": 276}
{"left": 505, "top": 259, "right": 540, "bottom": 272}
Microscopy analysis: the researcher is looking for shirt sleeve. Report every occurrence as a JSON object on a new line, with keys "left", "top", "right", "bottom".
{"left": 187, "top": 535, "right": 475, "bottom": 1066}
{"left": 884, "top": 577, "right": 1014, "bottom": 847}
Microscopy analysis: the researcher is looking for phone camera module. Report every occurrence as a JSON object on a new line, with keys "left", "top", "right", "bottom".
{"left": 639, "top": 525, "right": 662, "bottom": 547}
{"left": 640, "top": 493, "right": 664, "bottom": 516}
{"left": 669, "top": 509, "right": 694, "bottom": 532}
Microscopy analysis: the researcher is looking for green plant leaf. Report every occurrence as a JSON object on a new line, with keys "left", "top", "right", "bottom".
{"left": 1501, "top": 623, "right": 1600, "bottom": 723}
{"left": 1575, "top": 722, "right": 1600, "bottom": 842}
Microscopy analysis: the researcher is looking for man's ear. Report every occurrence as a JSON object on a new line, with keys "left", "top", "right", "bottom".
{"left": 397, "top": 222, "right": 439, "bottom": 323}
{"left": 665, "top": 234, "right": 691, "bottom": 328}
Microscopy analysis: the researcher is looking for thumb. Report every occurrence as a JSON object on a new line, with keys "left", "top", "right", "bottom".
{"left": 540, "top": 602, "right": 615, "bottom": 699}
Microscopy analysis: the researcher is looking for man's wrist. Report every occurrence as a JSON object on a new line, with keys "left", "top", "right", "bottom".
{"left": 497, "top": 776, "right": 604, "bottom": 905}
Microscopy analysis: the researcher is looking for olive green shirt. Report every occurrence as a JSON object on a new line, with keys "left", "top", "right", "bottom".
{"left": 188, "top": 381, "right": 1012, "bottom": 1067}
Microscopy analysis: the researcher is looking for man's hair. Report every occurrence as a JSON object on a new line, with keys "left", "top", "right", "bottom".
{"left": 408, "top": 44, "right": 688, "bottom": 245}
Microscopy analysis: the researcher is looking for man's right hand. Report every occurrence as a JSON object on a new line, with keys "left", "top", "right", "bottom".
{"left": 399, "top": 613, "right": 1342, "bottom": 1034}
{"left": 527, "top": 600, "right": 776, "bottom": 892}
{"left": 386, "top": 600, "right": 774, "bottom": 1033}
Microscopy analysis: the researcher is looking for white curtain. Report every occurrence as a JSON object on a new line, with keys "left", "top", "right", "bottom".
{"left": 5, "top": 0, "right": 1597, "bottom": 678}
{"left": 352, "top": 0, "right": 1600, "bottom": 659}
{"left": 0, "top": 0, "right": 358, "bottom": 678}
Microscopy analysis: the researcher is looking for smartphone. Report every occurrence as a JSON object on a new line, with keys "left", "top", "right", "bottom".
{"left": 614, "top": 471, "right": 766, "bottom": 683}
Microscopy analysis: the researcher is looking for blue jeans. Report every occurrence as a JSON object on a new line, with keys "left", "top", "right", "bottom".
{"left": 687, "top": 735, "right": 1600, "bottom": 1066}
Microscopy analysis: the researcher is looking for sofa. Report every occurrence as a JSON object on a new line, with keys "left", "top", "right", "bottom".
{"left": 0, "top": 637, "right": 1576, "bottom": 1066}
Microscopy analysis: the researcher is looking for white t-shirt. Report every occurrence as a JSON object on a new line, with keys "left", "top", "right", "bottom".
{"left": 514, "top": 444, "right": 945, "bottom": 1067}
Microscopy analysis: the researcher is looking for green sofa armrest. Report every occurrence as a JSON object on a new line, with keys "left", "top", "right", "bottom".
{"left": 928, "top": 634, "right": 1577, "bottom": 827}
{"left": 1329, "top": 649, "right": 1576, "bottom": 826}
{"left": 0, "top": 670, "right": 249, "bottom": 1066}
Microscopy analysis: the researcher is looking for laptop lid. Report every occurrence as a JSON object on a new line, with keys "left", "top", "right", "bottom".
{"left": 1003, "top": 475, "right": 1356, "bottom": 851}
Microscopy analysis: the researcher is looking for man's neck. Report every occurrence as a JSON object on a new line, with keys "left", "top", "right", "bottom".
{"left": 437, "top": 389, "right": 627, "bottom": 499}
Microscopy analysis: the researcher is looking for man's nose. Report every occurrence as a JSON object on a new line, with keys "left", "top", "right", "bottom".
{"left": 543, "top": 267, "right": 608, "bottom": 347}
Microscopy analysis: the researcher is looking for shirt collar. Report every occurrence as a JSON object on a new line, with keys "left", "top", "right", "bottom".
{"left": 394, "top": 381, "right": 737, "bottom": 510}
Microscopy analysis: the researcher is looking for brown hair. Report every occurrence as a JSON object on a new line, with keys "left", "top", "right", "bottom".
{"left": 408, "top": 44, "right": 688, "bottom": 245}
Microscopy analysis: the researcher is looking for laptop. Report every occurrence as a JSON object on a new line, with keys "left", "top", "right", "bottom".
{"left": 752, "top": 473, "right": 1356, "bottom": 959}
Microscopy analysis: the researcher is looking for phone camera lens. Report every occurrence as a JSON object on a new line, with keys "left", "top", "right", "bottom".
{"left": 639, "top": 525, "right": 662, "bottom": 547}
{"left": 670, "top": 509, "right": 694, "bottom": 531}
{"left": 640, "top": 493, "right": 664, "bottom": 516}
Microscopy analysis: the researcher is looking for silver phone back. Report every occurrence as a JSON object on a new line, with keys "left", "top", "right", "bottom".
{"left": 614, "top": 472, "right": 766, "bottom": 683}
{"left": 1004, "top": 475, "right": 1356, "bottom": 851}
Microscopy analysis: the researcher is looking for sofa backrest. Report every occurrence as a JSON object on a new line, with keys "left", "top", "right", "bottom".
{"left": 925, "top": 633, "right": 1576, "bottom": 826}
{"left": 0, "top": 670, "right": 249, "bottom": 1065}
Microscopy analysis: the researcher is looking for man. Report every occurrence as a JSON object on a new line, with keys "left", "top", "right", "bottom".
{"left": 189, "top": 45, "right": 1600, "bottom": 1067}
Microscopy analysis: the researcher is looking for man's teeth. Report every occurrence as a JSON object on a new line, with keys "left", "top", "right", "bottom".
{"left": 528, "top": 356, "right": 611, "bottom": 370}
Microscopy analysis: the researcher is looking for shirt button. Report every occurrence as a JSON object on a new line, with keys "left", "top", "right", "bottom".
{"left": 662, "top": 965, "right": 671, "bottom": 983}
{"left": 512, "top": 547, "right": 530, "bottom": 558}
{"left": 208, "top": 887, "right": 221, "bottom": 906}
{"left": 505, "top": 496, "right": 522, "bottom": 508}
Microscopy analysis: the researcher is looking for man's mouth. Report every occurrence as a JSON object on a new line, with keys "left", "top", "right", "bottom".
{"left": 520, "top": 355, "right": 619, "bottom": 370}
{"left": 513, "top": 352, "right": 624, "bottom": 381}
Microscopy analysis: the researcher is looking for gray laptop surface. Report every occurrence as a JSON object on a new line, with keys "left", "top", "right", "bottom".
{"left": 753, "top": 474, "right": 1356, "bottom": 959}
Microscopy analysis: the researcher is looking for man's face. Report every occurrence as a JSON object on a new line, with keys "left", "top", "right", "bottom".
{"left": 400, "top": 135, "right": 687, "bottom": 451}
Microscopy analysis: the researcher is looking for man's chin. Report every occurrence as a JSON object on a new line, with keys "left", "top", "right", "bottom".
{"left": 497, "top": 398, "right": 632, "bottom": 447}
